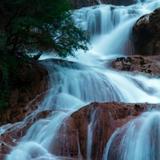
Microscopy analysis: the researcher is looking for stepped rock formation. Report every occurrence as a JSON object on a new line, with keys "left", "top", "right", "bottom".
{"left": 133, "top": 8, "right": 160, "bottom": 55}
{"left": 1, "top": 102, "right": 158, "bottom": 160}
{"left": 2, "top": 2, "right": 160, "bottom": 160}
{"left": 51, "top": 102, "right": 157, "bottom": 160}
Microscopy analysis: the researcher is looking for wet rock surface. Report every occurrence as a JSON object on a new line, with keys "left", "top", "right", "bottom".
{"left": 0, "top": 61, "right": 48, "bottom": 125}
{"left": 0, "top": 110, "right": 52, "bottom": 160}
{"left": 51, "top": 102, "right": 158, "bottom": 160}
{"left": 133, "top": 8, "right": 160, "bottom": 55}
{"left": 1, "top": 102, "right": 159, "bottom": 160}
{"left": 111, "top": 55, "right": 160, "bottom": 76}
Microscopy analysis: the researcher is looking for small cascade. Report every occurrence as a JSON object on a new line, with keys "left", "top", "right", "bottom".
{"left": 74, "top": 5, "right": 143, "bottom": 37}
{"left": 87, "top": 110, "right": 97, "bottom": 160}
{"left": 103, "top": 111, "right": 160, "bottom": 160}
{"left": 5, "top": 111, "right": 71, "bottom": 160}
{"left": 74, "top": 0, "right": 160, "bottom": 57}
{"left": 40, "top": 60, "right": 160, "bottom": 108}
{"left": 91, "top": 17, "right": 137, "bottom": 56}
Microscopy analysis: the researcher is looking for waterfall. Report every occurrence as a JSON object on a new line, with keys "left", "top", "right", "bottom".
{"left": 6, "top": 112, "right": 69, "bottom": 160}
{"left": 73, "top": 0, "right": 159, "bottom": 57}
{"left": 103, "top": 111, "right": 160, "bottom": 160}
{"left": 2, "top": 0, "right": 160, "bottom": 160}
{"left": 87, "top": 109, "right": 99, "bottom": 160}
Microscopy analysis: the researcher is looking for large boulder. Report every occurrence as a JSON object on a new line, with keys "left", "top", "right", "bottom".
{"left": 133, "top": 8, "right": 160, "bottom": 55}
{"left": 50, "top": 102, "right": 156, "bottom": 160}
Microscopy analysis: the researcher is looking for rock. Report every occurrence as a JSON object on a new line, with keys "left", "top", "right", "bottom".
{"left": 0, "top": 61, "right": 48, "bottom": 125}
{"left": 1, "top": 102, "right": 159, "bottom": 160}
{"left": 111, "top": 55, "right": 160, "bottom": 76}
{"left": 50, "top": 102, "right": 157, "bottom": 160}
{"left": 133, "top": 8, "right": 160, "bottom": 55}
{"left": 70, "top": 0, "right": 135, "bottom": 9}
{"left": 0, "top": 110, "right": 52, "bottom": 159}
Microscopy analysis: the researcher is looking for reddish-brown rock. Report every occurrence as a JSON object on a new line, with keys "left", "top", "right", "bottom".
{"left": 0, "top": 110, "right": 52, "bottom": 159}
{"left": 50, "top": 102, "right": 156, "bottom": 160}
{"left": 1, "top": 102, "right": 159, "bottom": 160}
{"left": 133, "top": 8, "right": 160, "bottom": 55}
{"left": 111, "top": 55, "right": 160, "bottom": 76}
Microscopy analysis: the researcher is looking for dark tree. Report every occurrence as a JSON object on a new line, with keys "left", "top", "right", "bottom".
{"left": 0, "top": 0, "right": 88, "bottom": 57}
{"left": 0, "top": 0, "right": 89, "bottom": 110}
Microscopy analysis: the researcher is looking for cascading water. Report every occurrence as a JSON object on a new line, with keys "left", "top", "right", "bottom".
{"left": 1, "top": 0, "right": 160, "bottom": 160}
{"left": 73, "top": 1, "right": 153, "bottom": 57}
{"left": 103, "top": 111, "right": 160, "bottom": 160}
{"left": 87, "top": 110, "right": 97, "bottom": 160}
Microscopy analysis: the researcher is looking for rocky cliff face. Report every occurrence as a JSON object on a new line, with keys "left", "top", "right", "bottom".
{"left": 133, "top": 8, "right": 160, "bottom": 55}
{"left": 0, "top": 61, "right": 48, "bottom": 125}
{"left": 70, "top": 0, "right": 135, "bottom": 9}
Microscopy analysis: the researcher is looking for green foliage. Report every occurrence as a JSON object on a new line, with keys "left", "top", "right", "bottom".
{"left": 0, "top": 0, "right": 89, "bottom": 110}
{"left": 0, "top": 0, "right": 88, "bottom": 57}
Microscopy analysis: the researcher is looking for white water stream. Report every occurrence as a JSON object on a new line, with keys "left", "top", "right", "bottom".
{"left": 1, "top": 0, "right": 160, "bottom": 159}
{"left": 103, "top": 111, "right": 160, "bottom": 160}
